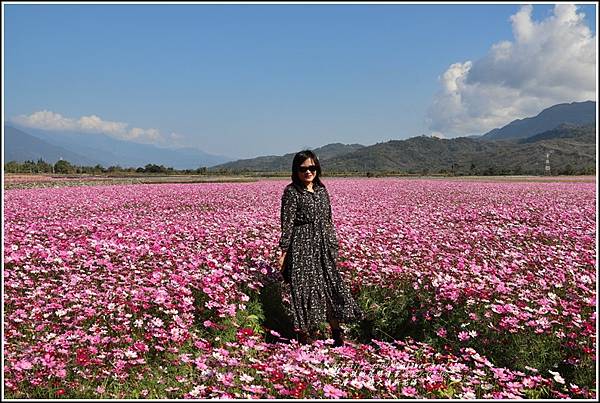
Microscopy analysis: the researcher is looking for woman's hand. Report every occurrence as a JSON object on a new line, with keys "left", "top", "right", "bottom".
{"left": 278, "top": 251, "right": 287, "bottom": 271}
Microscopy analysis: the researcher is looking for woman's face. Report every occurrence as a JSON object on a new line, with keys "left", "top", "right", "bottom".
{"left": 297, "top": 158, "right": 317, "bottom": 186}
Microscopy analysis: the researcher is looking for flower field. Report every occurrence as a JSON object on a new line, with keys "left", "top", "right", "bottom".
{"left": 3, "top": 178, "right": 596, "bottom": 398}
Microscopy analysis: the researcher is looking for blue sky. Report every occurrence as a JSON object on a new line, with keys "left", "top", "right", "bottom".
{"left": 3, "top": 3, "right": 597, "bottom": 159}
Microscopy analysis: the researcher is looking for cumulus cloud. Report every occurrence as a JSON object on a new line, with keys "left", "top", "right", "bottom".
{"left": 427, "top": 4, "right": 596, "bottom": 137}
{"left": 11, "top": 110, "right": 182, "bottom": 146}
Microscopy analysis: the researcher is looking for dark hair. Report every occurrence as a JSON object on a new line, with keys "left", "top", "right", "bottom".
{"left": 291, "top": 150, "right": 325, "bottom": 190}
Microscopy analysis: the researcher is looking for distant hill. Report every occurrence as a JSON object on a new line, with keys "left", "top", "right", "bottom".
{"left": 208, "top": 100, "right": 596, "bottom": 175}
{"left": 5, "top": 125, "right": 233, "bottom": 169}
{"left": 7, "top": 100, "right": 594, "bottom": 175}
{"left": 210, "top": 143, "right": 365, "bottom": 172}
{"left": 4, "top": 126, "right": 101, "bottom": 166}
{"left": 324, "top": 136, "right": 499, "bottom": 172}
{"left": 518, "top": 123, "right": 596, "bottom": 144}
{"left": 209, "top": 124, "right": 594, "bottom": 176}
{"left": 324, "top": 125, "right": 595, "bottom": 175}
{"left": 482, "top": 100, "right": 596, "bottom": 140}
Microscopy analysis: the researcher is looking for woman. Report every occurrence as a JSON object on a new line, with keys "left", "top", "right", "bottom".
{"left": 278, "top": 150, "right": 363, "bottom": 346}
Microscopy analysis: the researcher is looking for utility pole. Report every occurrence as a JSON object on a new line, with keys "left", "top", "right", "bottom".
{"left": 545, "top": 152, "right": 551, "bottom": 175}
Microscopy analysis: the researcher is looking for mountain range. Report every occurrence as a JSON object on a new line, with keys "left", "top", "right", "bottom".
{"left": 210, "top": 101, "right": 596, "bottom": 175}
{"left": 319, "top": 124, "right": 595, "bottom": 175}
{"left": 3, "top": 100, "right": 596, "bottom": 174}
{"left": 3, "top": 125, "right": 233, "bottom": 169}
{"left": 481, "top": 100, "right": 596, "bottom": 140}
{"left": 4, "top": 126, "right": 100, "bottom": 166}
{"left": 211, "top": 143, "right": 366, "bottom": 172}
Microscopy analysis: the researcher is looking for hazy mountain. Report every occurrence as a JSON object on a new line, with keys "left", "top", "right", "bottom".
{"left": 7, "top": 125, "right": 233, "bottom": 169}
{"left": 210, "top": 143, "right": 365, "bottom": 172}
{"left": 482, "top": 100, "right": 596, "bottom": 140}
{"left": 4, "top": 126, "right": 101, "bottom": 166}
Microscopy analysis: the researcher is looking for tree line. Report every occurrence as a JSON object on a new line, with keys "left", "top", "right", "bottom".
{"left": 4, "top": 158, "right": 594, "bottom": 176}
{"left": 4, "top": 159, "right": 208, "bottom": 175}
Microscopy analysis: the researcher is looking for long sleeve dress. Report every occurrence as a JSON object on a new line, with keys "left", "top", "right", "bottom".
{"left": 279, "top": 182, "right": 364, "bottom": 332}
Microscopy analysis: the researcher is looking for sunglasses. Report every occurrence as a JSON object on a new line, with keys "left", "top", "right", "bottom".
{"left": 299, "top": 165, "right": 317, "bottom": 173}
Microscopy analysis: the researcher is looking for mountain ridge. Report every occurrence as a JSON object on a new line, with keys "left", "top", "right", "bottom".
{"left": 4, "top": 126, "right": 102, "bottom": 166}
{"left": 5, "top": 124, "right": 233, "bottom": 169}
{"left": 5, "top": 100, "right": 596, "bottom": 174}
{"left": 481, "top": 100, "right": 595, "bottom": 140}
{"left": 321, "top": 125, "right": 595, "bottom": 175}
{"left": 211, "top": 143, "right": 366, "bottom": 171}
{"left": 209, "top": 101, "right": 596, "bottom": 175}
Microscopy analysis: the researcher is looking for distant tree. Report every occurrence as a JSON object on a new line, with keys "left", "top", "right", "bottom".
{"left": 54, "top": 159, "right": 75, "bottom": 174}
{"left": 512, "top": 164, "right": 523, "bottom": 175}
{"left": 483, "top": 166, "right": 498, "bottom": 176}
{"left": 560, "top": 164, "right": 575, "bottom": 175}
{"left": 144, "top": 163, "right": 162, "bottom": 173}
{"left": 107, "top": 165, "right": 123, "bottom": 172}
{"left": 21, "top": 160, "right": 38, "bottom": 173}
{"left": 580, "top": 165, "right": 595, "bottom": 175}
{"left": 4, "top": 161, "right": 21, "bottom": 173}
{"left": 35, "top": 158, "right": 53, "bottom": 173}
{"left": 450, "top": 163, "right": 458, "bottom": 176}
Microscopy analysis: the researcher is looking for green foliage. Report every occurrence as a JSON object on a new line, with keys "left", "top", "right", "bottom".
{"left": 571, "top": 355, "right": 596, "bottom": 389}
{"left": 191, "top": 285, "right": 266, "bottom": 346}
{"left": 54, "top": 159, "right": 76, "bottom": 174}
{"left": 523, "top": 386, "right": 552, "bottom": 399}
{"left": 343, "top": 279, "right": 595, "bottom": 392}
{"left": 143, "top": 164, "right": 172, "bottom": 174}
{"left": 4, "top": 158, "right": 54, "bottom": 173}
{"left": 238, "top": 289, "right": 267, "bottom": 336}
{"left": 347, "top": 283, "right": 423, "bottom": 343}
{"left": 401, "top": 294, "right": 595, "bottom": 392}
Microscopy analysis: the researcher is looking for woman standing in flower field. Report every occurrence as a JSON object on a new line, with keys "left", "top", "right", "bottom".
{"left": 278, "top": 150, "right": 364, "bottom": 346}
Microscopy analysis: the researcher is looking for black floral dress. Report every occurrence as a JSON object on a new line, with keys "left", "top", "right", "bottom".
{"left": 279, "top": 182, "right": 364, "bottom": 332}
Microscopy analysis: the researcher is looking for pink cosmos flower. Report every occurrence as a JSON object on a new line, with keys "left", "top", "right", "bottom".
{"left": 457, "top": 331, "right": 471, "bottom": 341}
{"left": 323, "top": 384, "right": 346, "bottom": 399}
{"left": 401, "top": 386, "right": 417, "bottom": 397}
{"left": 16, "top": 360, "right": 33, "bottom": 371}
{"left": 3, "top": 179, "right": 595, "bottom": 399}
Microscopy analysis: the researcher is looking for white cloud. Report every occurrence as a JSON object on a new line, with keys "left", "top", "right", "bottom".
{"left": 427, "top": 4, "right": 596, "bottom": 137}
{"left": 11, "top": 110, "right": 183, "bottom": 146}
{"left": 167, "top": 132, "right": 185, "bottom": 142}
